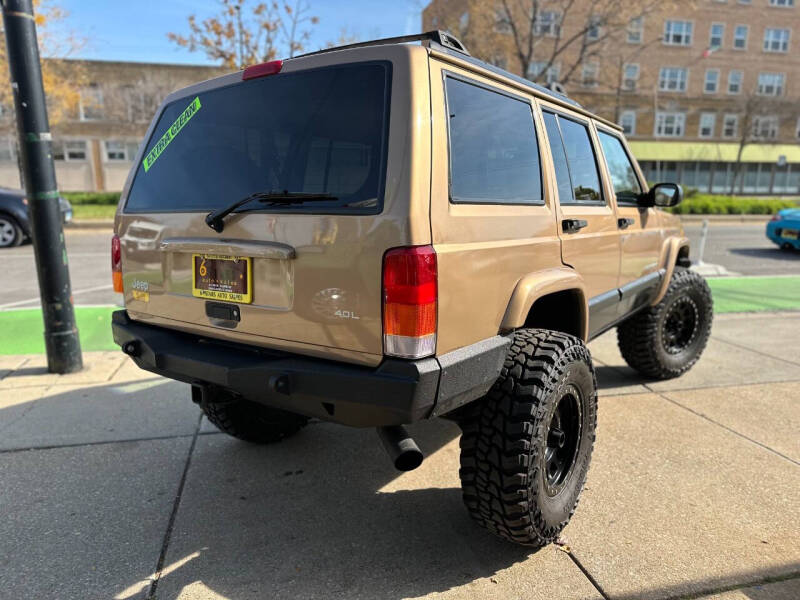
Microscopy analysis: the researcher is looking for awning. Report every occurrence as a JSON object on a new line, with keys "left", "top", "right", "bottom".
{"left": 628, "top": 141, "right": 800, "bottom": 163}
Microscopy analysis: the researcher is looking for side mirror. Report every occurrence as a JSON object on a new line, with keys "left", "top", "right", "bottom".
{"left": 638, "top": 183, "right": 683, "bottom": 208}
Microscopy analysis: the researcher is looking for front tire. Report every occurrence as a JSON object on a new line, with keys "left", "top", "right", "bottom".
{"left": 459, "top": 329, "right": 597, "bottom": 547}
{"left": 617, "top": 268, "right": 713, "bottom": 380}
{"left": 202, "top": 393, "right": 309, "bottom": 444}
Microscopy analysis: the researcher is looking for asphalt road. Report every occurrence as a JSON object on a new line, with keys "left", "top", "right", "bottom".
{"left": 0, "top": 223, "right": 797, "bottom": 310}
{"left": 0, "top": 228, "right": 120, "bottom": 310}
{"left": 684, "top": 222, "right": 800, "bottom": 276}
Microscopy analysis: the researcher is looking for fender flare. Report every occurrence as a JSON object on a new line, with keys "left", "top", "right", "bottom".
{"left": 651, "top": 236, "right": 690, "bottom": 305}
{"left": 500, "top": 267, "right": 589, "bottom": 341}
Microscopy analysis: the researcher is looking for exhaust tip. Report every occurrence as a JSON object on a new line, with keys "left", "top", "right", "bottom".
{"left": 377, "top": 425, "right": 424, "bottom": 472}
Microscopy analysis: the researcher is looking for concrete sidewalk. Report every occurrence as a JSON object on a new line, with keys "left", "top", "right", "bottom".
{"left": 1, "top": 313, "right": 798, "bottom": 600}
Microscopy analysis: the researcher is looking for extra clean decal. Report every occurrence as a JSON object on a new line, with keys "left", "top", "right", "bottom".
{"left": 142, "top": 96, "right": 202, "bottom": 172}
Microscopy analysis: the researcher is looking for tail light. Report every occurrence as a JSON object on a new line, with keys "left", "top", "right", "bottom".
{"left": 382, "top": 245, "right": 437, "bottom": 359}
{"left": 242, "top": 59, "right": 283, "bottom": 80}
{"left": 111, "top": 234, "right": 123, "bottom": 293}
{"left": 770, "top": 214, "right": 783, "bottom": 221}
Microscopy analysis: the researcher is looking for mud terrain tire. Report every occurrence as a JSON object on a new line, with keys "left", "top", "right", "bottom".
{"left": 202, "top": 395, "right": 309, "bottom": 444}
{"left": 617, "top": 268, "right": 713, "bottom": 380}
{"left": 459, "top": 329, "right": 597, "bottom": 547}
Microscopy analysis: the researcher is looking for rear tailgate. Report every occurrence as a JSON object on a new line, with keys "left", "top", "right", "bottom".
{"left": 115, "top": 47, "right": 431, "bottom": 367}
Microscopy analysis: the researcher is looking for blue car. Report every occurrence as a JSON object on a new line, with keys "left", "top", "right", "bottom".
{"left": 766, "top": 208, "right": 800, "bottom": 251}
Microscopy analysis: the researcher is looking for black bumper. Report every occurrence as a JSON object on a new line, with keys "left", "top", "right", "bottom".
{"left": 111, "top": 311, "right": 509, "bottom": 427}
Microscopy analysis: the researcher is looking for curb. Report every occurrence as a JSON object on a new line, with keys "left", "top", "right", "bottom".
{"left": 67, "top": 220, "right": 114, "bottom": 229}
{"left": 678, "top": 214, "right": 771, "bottom": 224}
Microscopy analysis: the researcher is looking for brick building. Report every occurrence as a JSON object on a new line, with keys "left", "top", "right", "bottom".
{"left": 423, "top": 0, "right": 800, "bottom": 195}
{"left": 0, "top": 59, "right": 226, "bottom": 192}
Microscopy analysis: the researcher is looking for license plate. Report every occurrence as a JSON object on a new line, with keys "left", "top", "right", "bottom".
{"left": 782, "top": 229, "right": 799, "bottom": 240}
{"left": 192, "top": 254, "right": 252, "bottom": 303}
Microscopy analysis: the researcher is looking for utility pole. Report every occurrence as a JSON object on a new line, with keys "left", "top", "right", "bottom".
{"left": 2, "top": 0, "right": 82, "bottom": 373}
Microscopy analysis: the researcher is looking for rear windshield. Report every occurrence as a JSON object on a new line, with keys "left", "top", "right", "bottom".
{"left": 125, "top": 62, "right": 391, "bottom": 214}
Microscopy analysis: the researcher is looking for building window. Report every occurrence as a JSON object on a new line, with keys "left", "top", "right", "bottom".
{"left": 586, "top": 15, "right": 602, "bottom": 41}
{"left": 0, "top": 137, "right": 15, "bottom": 162}
{"left": 581, "top": 62, "right": 599, "bottom": 87}
{"left": 733, "top": 25, "right": 748, "bottom": 49}
{"left": 494, "top": 9, "right": 511, "bottom": 34}
{"left": 757, "top": 72, "right": 785, "bottom": 95}
{"left": 627, "top": 16, "right": 643, "bottom": 43}
{"left": 659, "top": 67, "right": 688, "bottom": 92}
{"left": 533, "top": 11, "right": 561, "bottom": 37}
{"left": 709, "top": 23, "right": 724, "bottom": 48}
{"left": 619, "top": 110, "right": 637, "bottom": 135}
{"left": 104, "top": 140, "right": 140, "bottom": 162}
{"left": 769, "top": 0, "right": 794, "bottom": 6}
{"left": 79, "top": 86, "right": 104, "bottom": 121}
{"left": 490, "top": 54, "right": 507, "bottom": 70}
{"left": 763, "top": 28, "right": 790, "bottom": 52}
{"left": 623, "top": 63, "right": 640, "bottom": 91}
{"left": 727, "top": 70, "right": 743, "bottom": 94}
{"left": 528, "top": 61, "right": 560, "bottom": 84}
{"left": 52, "top": 140, "right": 88, "bottom": 161}
{"left": 655, "top": 112, "right": 686, "bottom": 137}
{"left": 722, "top": 114, "right": 739, "bottom": 138}
{"left": 752, "top": 115, "right": 779, "bottom": 139}
{"left": 704, "top": 69, "right": 720, "bottom": 93}
{"left": 663, "top": 20, "right": 693, "bottom": 46}
{"left": 698, "top": 113, "right": 716, "bottom": 138}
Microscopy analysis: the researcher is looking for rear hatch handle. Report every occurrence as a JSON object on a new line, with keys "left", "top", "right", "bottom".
{"left": 159, "top": 237, "right": 296, "bottom": 260}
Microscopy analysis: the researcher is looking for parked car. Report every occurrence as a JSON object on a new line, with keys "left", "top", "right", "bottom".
{"left": 110, "top": 31, "right": 712, "bottom": 547}
{"left": 0, "top": 187, "right": 73, "bottom": 248}
{"left": 766, "top": 208, "right": 800, "bottom": 251}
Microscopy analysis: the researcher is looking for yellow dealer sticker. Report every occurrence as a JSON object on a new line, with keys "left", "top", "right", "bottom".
{"left": 192, "top": 254, "right": 253, "bottom": 304}
{"left": 142, "top": 96, "right": 202, "bottom": 172}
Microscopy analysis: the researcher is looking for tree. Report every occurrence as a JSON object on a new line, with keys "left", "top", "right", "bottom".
{"left": 727, "top": 91, "right": 795, "bottom": 195}
{"left": 167, "top": 0, "right": 319, "bottom": 70}
{"left": 0, "top": 0, "right": 85, "bottom": 130}
{"left": 424, "top": 0, "right": 688, "bottom": 88}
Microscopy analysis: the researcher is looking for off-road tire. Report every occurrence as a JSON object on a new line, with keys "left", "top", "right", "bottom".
{"left": 617, "top": 268, "right": 713, "bottom": 380}
{"left": 0, "top": 213, "right": 23, "bottom": 248}
{"left": 202, "top": 396, "right": 309, "bottom": 444}
{"left": 459, "top": 329, "right": 597, "bottom": 547}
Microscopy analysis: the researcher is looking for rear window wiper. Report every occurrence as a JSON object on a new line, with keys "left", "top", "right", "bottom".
{"left": 205, "top": 191, "right": 338, "bottom": 232}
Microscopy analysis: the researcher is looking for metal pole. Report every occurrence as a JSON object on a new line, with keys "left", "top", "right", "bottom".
{"left": 697, "top": 219, "right": 709, "bottom": 265}
{"left": 2, "top": 0, "right": 82, "bottom": 372}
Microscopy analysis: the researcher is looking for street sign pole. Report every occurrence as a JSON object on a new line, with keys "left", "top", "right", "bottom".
{"left": 1, "top": 0, "right": 82, "bottom": 372}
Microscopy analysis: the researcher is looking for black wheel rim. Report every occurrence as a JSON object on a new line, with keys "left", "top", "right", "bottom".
{"left": 543, "top": 385, "right": 582, "bottom": 497}
{"left": 662, "top": 297, "right": 699, "bottom": 355}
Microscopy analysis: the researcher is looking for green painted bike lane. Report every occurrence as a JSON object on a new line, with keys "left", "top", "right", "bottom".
{"left": 1, "top": 276, "right": 798, "bottom": 355}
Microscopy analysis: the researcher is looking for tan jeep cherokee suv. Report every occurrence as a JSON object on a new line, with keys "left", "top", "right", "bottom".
{"left": 111, "top": 31, "right": 712, "bottom": 547}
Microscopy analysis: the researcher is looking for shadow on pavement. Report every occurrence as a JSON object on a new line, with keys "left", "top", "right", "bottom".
{"left": 729, "top": 247, "right": 800, "bottom": 262}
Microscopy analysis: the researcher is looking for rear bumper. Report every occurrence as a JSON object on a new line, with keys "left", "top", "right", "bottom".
{"left": 111, "top": 311, "right": 509, "bottom": 427}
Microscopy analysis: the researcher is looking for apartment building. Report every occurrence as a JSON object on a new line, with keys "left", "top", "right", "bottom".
{"left": 0, "top": 59, "right": 226, "bottom": 192}
{"left": 423, "top": 0, "right": 800, "bottom": 195}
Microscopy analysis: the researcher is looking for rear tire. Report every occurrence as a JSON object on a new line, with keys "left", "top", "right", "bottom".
{"left": 0, "top": 214, "right": 23, "bottom": 248}
{"left": 459, "top": 329, "right": 597, "bottom": 547}
{"left": 617, "top": 268, "right": 713, "bottom": 380}
{"left": 202, "top": 393, "right": 309, "bottom": 444}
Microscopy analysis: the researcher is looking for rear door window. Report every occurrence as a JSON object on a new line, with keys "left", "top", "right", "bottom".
{"left": 445, "top": 76, "right": 543, "bottom": 205}
{"left": 542, "top": 110, "right": 604, "bottom": 205}
{"left": 597, "top": 130, "right": 642, "bottom": 204}
{"left": 125, "top": 63, "right": 391, "bottom": 214}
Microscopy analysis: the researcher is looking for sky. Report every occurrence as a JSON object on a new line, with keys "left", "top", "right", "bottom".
{"left": 54, "top": 0, "right": 424, "bottom": 65}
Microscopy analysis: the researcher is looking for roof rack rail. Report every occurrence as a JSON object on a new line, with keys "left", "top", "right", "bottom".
{"left": 296, "top": 30, "right": 470, "bottom": 59}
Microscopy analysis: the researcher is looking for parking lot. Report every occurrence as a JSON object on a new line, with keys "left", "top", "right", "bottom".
{"left": 1, "top": 311, "right": 798, "bottom": 599}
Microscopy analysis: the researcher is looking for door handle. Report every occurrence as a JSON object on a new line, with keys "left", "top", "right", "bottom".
{"left": 617, "top": 217, "right": 635, "bottom": 229}
{"left": 562, "top": 219, "right": 588, "bottom": 234}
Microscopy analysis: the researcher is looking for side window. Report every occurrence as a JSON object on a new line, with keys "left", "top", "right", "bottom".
{"left": 597, "top": 130, "right": 643, "bottom": 204}
{"left": 445, "top": 76, "right": 543, "bottom": 204}
{"left": 542, "top": 110, "right": 603, "bottom": 204}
